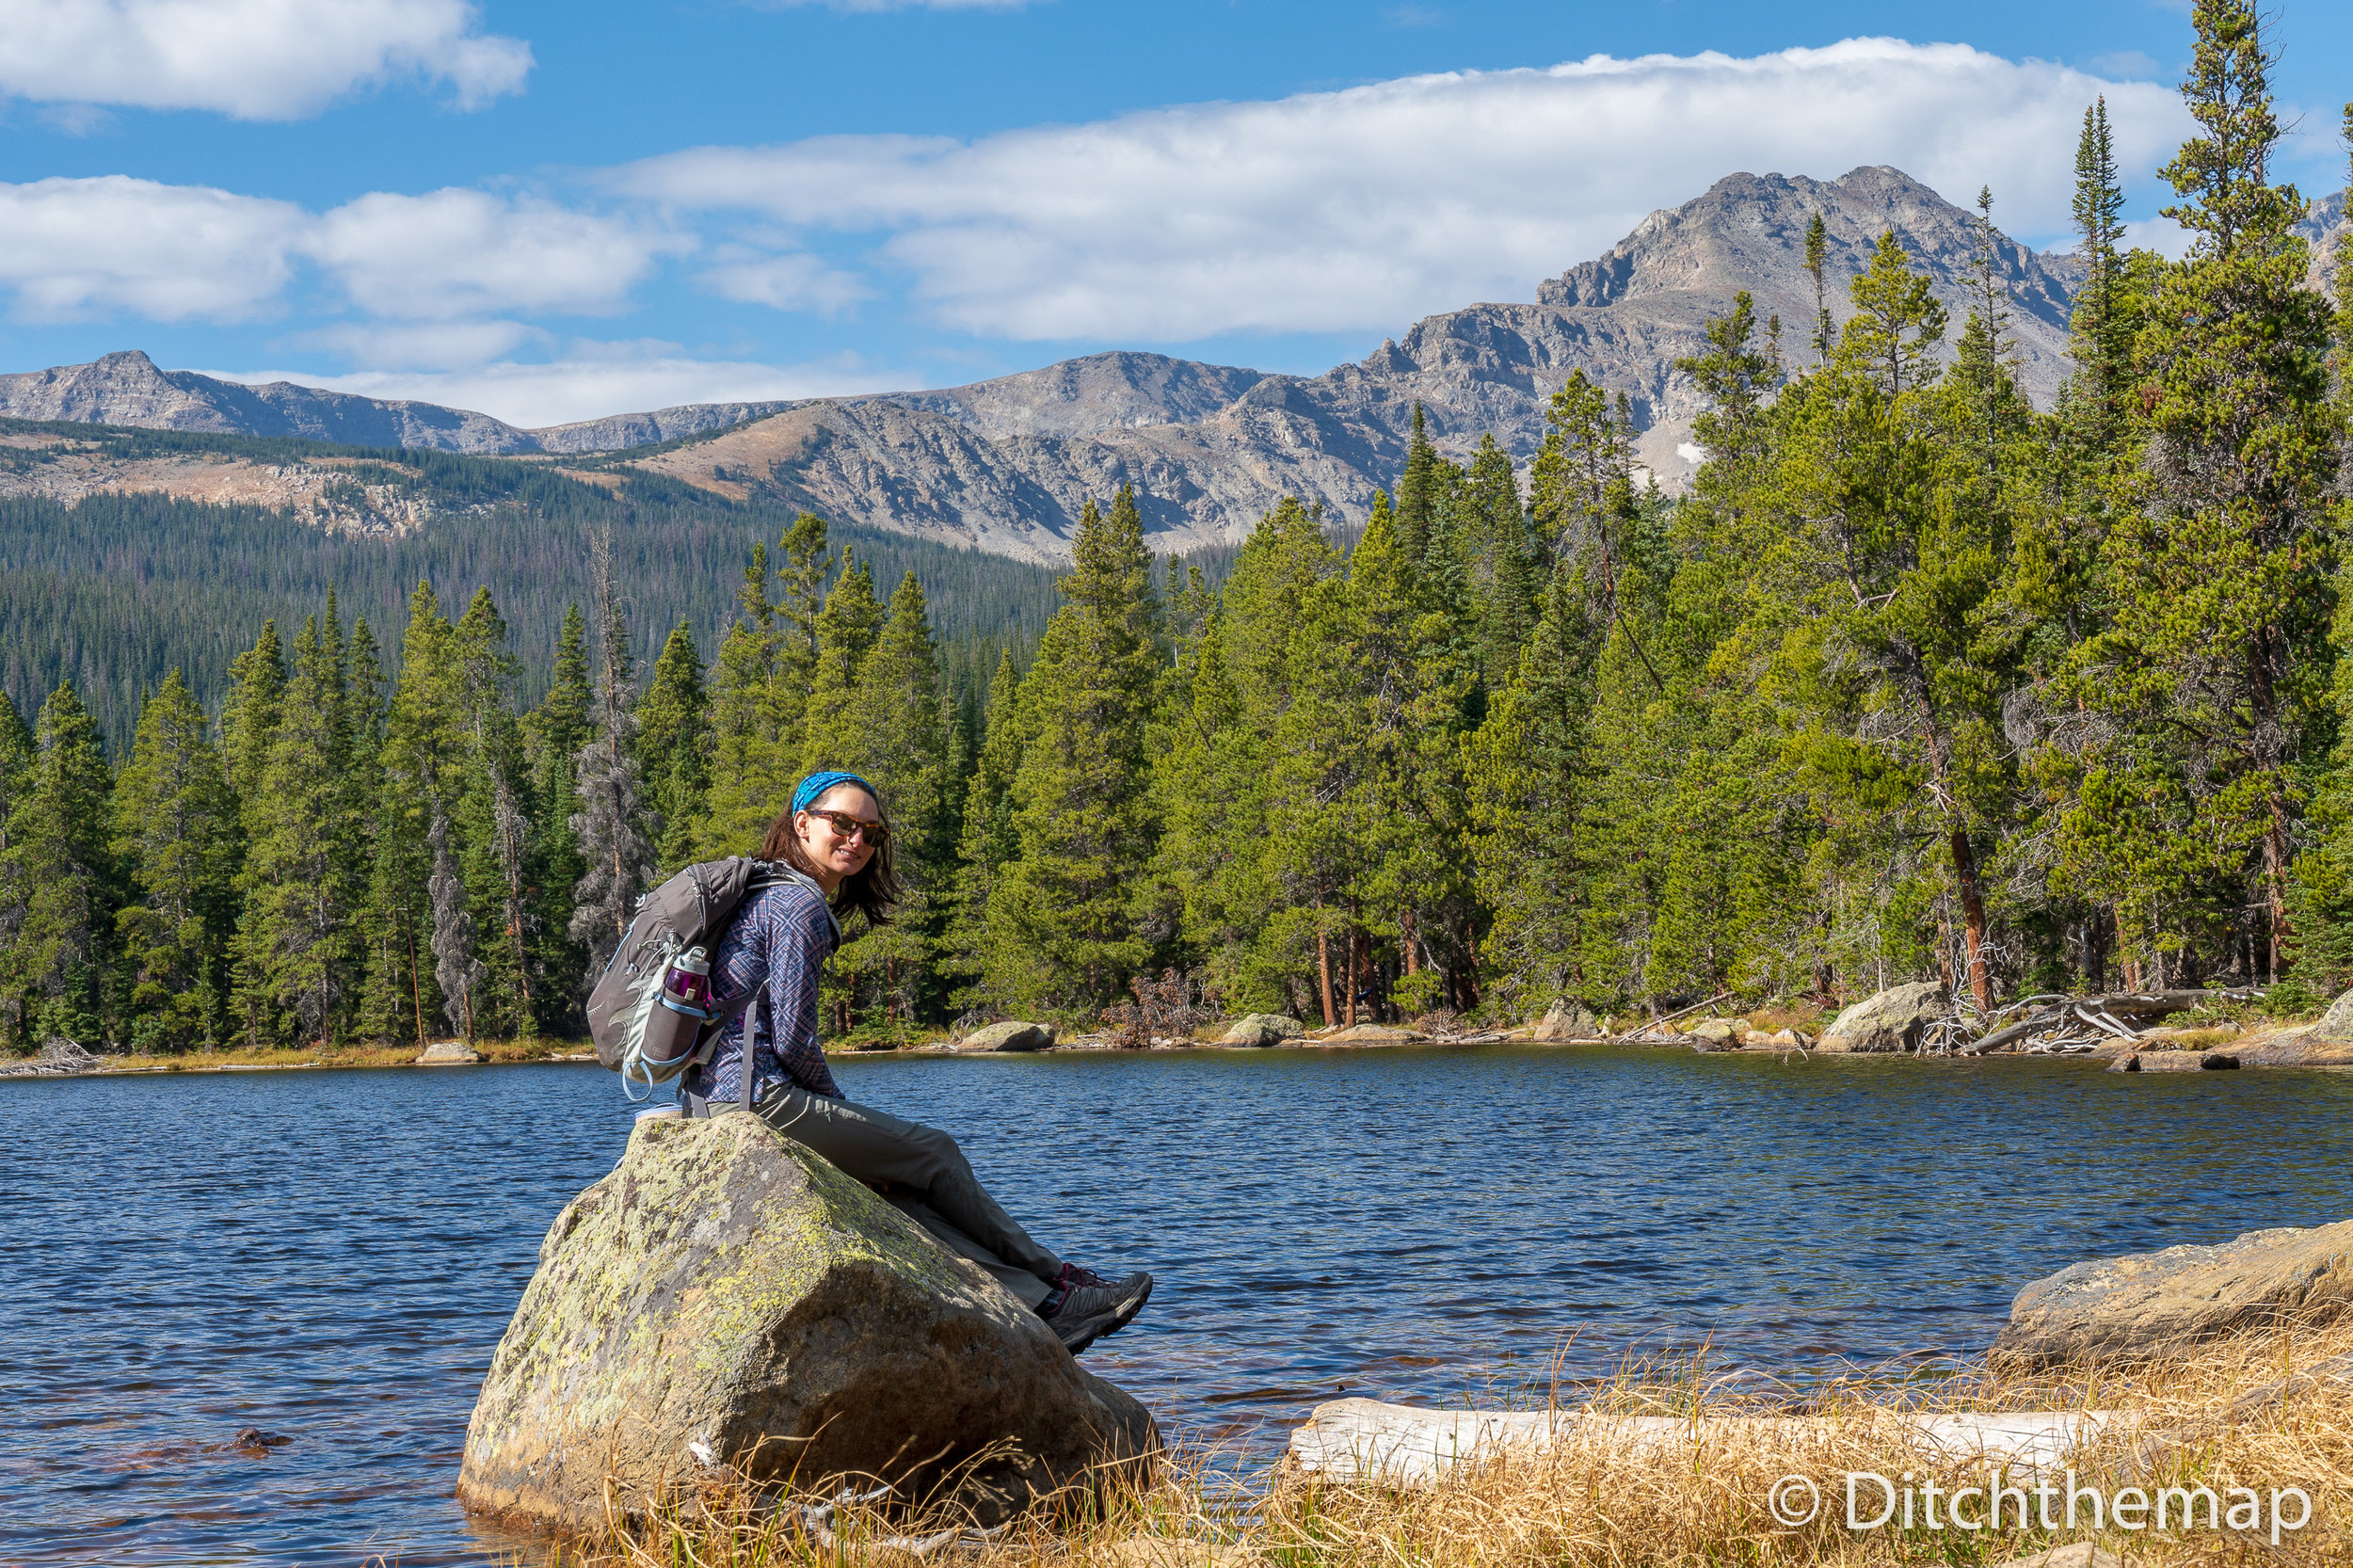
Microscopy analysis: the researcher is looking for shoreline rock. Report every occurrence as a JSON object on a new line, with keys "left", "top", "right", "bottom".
{"left": 1816, "top": 982, "right": 1945, "bottom": 1053}
{"left": 1219, "top": 1013, "right": 1304, "bottom": 1047}
{"left": 1993, "top": 1219, "right": 2353, "bottom": 1368}
{"left": 457, "top": 1114, "right": 1156, "bottom": 1536}
{"left": 958, "top": 1020, "right": 1055, "bottom": 1052}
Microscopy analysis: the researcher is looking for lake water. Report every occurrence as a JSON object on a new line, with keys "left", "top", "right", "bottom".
{"left": 6, "top": 1046, "right": 2352, "bottom": 1566}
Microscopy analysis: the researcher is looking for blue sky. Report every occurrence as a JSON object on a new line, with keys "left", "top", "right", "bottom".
{"left": 0, "top": 0, "right": 2345, "bottom": 428}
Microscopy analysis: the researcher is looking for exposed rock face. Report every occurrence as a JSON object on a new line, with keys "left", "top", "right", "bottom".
{"left": 2314, "top": 986, "right": 2353, "bottom": 1043}
{"left": 959, "top": 1020, "right": 1055, "bottom": 1052}
{"left": 1816, "top": 982, "right": 1946, "bottom": 1053}
{"left": 1529, "top": 1000, "right": 1600, "bottom": 1041}
{"left": 1993, "top": 1221, "right": 2353, "bottom": 1368}
{"left": 1220, "top": 1013, "right": 1304, "bottom": 1046}
{"left": 457, "top": 1114, "right": 1155, "bottom": 1534}
{"left": 28, "top": 175, "right": 2346, "bottom": 565}
{"left": 0, "top": 351, "right": 541, "bottom": 453}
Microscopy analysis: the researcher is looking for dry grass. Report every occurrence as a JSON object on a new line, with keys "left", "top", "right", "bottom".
{"left": 550, "top": 1322, "right": 2353, "bottom": 1567}
{"left": 89, "top": 1037, "right": 593, "bottom": 1072}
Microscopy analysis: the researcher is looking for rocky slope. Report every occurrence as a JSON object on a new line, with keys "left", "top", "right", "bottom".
{"left": 13, "top": 169, "right": 2348, "bottom": 562}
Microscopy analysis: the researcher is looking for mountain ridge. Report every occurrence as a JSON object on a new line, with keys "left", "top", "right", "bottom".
{"left": 9, "top": 168, "right": 2347, "bottom": 562}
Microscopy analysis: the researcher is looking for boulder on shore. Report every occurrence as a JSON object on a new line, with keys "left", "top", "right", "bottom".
{"left": 1992, "top": 1219, "right": 2353, "bottom": 1368}
{"left": 1324, "top": 1023, "right": 1423, "bottom": 1045}
{"left": 417, "top": 1041, "right": 482, "bottom": 1064}
{"left": 1816, "top": 982, "right": 1945, "bottom": 1053}
{"left": 1219, "top": 1013, "right": 1305, "bottom": 1047}
{"left": 457, "top": 1114, "right": 1156, "bottom": 1535}
{"left": 2316, "top": 987, "right": 2353, "bottom": 1043}
{"left": 959, "top": 1020, "right": 1055, "bottom": 1052}
{"left": 1529, "top": 1000, "right": 1600, "bottom": 1041}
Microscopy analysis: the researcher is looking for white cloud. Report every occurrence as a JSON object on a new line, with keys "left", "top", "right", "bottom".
{"left": 700, "top": 249, "right": 871, "bottom": 315}
{"left": 0, "top": 0, "right": 531, "bottom": 120}
{"left": 623, "top": 38, "right": 2191, "bottom": 341}
{"left": 283, "top": 318, "right": 542, "bottom": 368}
{"left": 0, "top": 176, "right": 685, "bottom": 328}
{"left": 307, "top": 190, "right": 687, "bottom": 320}
{"left": 210, "top": 346, "right": 914, "bottom": 428}
{"left": 757, "top": 0, "right": 1032, "bottom": 10}
{"left": 0, "top": 175, "right": 305, "bottom": 321}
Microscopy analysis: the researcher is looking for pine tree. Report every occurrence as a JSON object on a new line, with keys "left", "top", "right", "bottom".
{"left": 531, "top": 602, "right": 594, "bottom": 1005}
{"left": 1804, "top": 211, "right": 1833, "bottom": 364}
{"left": 636, "top": 621, "right": 709, "bottom": 872}
{"left": 569, "top": 532, "right": 655, "bottom": 980}
{"left": 824, "top": 571, "right": 952, "bottom": 1024}
{"left": 2071, "top": 97, "right": 2133, "bottom": 435}
{"left": 232, "top": 615, "right": 360, "bottom": 1044}
{"left": 451, "top": 587, "right": 541, "bottom": 1034}
{"left": 945, "top": 648, "right": 1026, "bottom": 1012}
{"left": 0, "top": 693, "right": 35, "bottom": 1045}
{"left": 218, "top": 620, "right": 285, "bottom": 856}
{"left": 798, "top": 551, "right": 886, "bottom": 776}
{"left": 1396, "top": 403, "right": 1440, "bottom": 565}
{"left": 985, "top": 488, "right": 1163, "bottom": 1010}
{"left": 355, "top": 584, "right": 463, "bottom": 1047}
{"left": 1, "top": 683, "right": 115, "bottom": 1044}
{"left": 2096, "top": 0, "right": 2337, "bottom": 983}
{"left": 112, "top": 671, "right": 234, "bottom": 1049}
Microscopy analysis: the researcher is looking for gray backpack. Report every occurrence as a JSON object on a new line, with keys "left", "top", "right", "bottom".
{"left": 586, "top": 856, "right": 836, "bottom": 1103}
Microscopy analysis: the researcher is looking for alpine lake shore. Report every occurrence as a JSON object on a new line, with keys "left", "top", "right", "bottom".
{"left": 9, "top": 978, "right": 2351, "bottom": 1079}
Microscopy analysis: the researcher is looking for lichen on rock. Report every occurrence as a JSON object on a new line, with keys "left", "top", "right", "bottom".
{"left": 457, "top": 1113, "right": 1157, "bottom": 1536}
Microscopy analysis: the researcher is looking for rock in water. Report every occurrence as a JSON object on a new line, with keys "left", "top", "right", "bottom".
{"left": 959, "top": 1020, "right": 1055, "bottom": 1052}
{"left": 1219, "top": 1013, "right": 1304, "bottom": 1046}
{"left": 1529, "top": 1000, "right": 1599, "bottom": 1041}
{"left": 457, "top": 1115, "right": 1156, "bottom": 1534}
{"left": 1815, "top": 982, "right": 1945, "bottom": 1052}
{"left": 1992, "top": 1220, "right": 2353, "bottom": 1368}
{"left": 417, "top": 1041, "right": 483, "bottom": 1064}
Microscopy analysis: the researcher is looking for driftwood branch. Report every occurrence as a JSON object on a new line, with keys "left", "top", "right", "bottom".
{"left": 1968, "top": 989, "right": 2263, "bottom": 1054}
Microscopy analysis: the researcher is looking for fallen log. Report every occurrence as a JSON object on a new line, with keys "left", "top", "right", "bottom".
{"left": 1286, "top": 1398, "right": 2113, "bottom": 1488}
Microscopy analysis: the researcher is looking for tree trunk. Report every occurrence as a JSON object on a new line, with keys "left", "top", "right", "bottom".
{"left": 1949, "top": 830, "right": 1992, "bottom": 1013}
{"left": 1401, "top": 908, "right": 1419, "bottom": 975}
{"left": 407, "top": 916, "right": 425, "bottom": 1049}
{"left": 1316, "top": 918, "right": 1337, "bottom": 1029}
{"left": 1344, "top": 907, "right": 1360, "bottom": 1028}
{"left": 2264, "top": 793, "right": 2292, "bottom": 984}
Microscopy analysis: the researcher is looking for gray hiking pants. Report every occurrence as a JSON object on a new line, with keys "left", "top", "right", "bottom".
{"left": 735, "top": 1080, "right": 1063, "bottom": 1309}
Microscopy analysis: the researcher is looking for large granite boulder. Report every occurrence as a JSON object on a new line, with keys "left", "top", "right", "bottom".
{"left": 2315, "top": 988, "right": 2353, "bottom": 1043}
{"left": 1992, "top": 1220, "right": 2353, "bottom": 1368}
{"left": 959, "top": 1020, "right": 1055, "bottom": 1052}
{"left": 1529, "top": 1000, "right": 1601, "bottom": 1041}
{"left": 457, "top": 1114, "right": 1156, "bottom": 1534}
{"left": 1220, "top": 1013, "right": 1304, "bottom": 1046}
{"left": 1816, "top": 982, "right": 1945, "bottom": 1053}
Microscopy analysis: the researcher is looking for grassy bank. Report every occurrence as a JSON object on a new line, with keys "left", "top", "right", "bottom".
{"left": 80, "top": 1037, "right": 595, "bottom": 1072}
{"left": 564, "top": 1320, "right": 2351, "bottom": 1567}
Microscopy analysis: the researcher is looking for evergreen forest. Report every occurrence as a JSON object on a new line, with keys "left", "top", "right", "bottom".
{"left": 4, "top": 1, "right": 2351, "bottom": 1051}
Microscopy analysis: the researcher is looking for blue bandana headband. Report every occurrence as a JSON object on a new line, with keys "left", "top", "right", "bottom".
{"left": 793, "top": 770, "right": 879, "bottom": 816}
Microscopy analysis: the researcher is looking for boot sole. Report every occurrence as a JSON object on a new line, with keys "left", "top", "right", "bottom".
{"left": 1056, "top": 1276, "right": 1153, "bottom": 1355}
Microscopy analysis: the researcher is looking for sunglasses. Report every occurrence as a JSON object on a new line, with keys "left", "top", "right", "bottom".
{"left": 804, "top": 807, "right": 890, "bottom": 847}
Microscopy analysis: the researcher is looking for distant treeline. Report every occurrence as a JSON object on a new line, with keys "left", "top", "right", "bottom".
{"left": 0, "top": 439, "right": 1065, "bottom": 750}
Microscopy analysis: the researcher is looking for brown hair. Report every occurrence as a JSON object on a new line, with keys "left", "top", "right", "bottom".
{"left": 759, "top": 782, "right": 898, "bottom": 926}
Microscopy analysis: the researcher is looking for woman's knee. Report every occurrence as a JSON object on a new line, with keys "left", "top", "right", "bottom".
{"left": 906, "top": 1122, "right": 970, "bottom": 1178}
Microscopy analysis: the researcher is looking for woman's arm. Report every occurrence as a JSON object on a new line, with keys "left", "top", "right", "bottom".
{"left": 765, "top": 888, "right": 845, "bottom": 1099}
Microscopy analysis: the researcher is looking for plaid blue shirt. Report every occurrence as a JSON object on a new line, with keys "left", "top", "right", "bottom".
{"left": 683, "top": 880, "right": 843, "bottom": 1105}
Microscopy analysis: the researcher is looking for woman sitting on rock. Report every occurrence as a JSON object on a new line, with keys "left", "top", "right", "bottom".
{"left": 680, "top": 769, "right": 1153, "bottom": 1354}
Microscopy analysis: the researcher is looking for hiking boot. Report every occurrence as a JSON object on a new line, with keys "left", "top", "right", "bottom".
{"left": 1040, "top": 1271, "right": 1152, "bottom": 1354}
